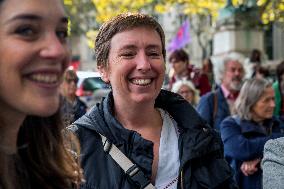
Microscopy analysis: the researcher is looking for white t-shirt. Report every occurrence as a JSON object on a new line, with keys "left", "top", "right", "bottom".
{"left": 155, "top": 109, "right": 180, "bottom": 189}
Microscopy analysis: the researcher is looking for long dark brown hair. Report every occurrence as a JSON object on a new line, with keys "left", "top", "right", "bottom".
{"left": 20, "top": 112, "right": 82, "bottom": 188}
{"left": 0, "top": 0, "right": 83, "bottom": 187}
{"left": 0, "top": 111, "right": 83, "bottom": 189}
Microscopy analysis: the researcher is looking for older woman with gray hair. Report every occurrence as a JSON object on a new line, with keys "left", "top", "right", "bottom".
{"left": 171, "top": 79, "right": 199, "bottom": 106}
{"left": 220, "top": 78, "right": 284, "bottom": 189}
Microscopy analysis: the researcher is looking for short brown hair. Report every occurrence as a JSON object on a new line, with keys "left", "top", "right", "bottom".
{"left": 95, "top": 12, "right": 166, "bottom": 68}
{"left": 169, "top": 49, "right": 189, "bottom": 64}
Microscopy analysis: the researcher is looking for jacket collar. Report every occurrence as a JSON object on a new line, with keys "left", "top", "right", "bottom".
{"left": 77, "top": 90, "right": 222, "bottom": 164}
{"left": 155, "top": 90, "right": 223, "bottom": 164}
{"left": 239, "top": 118, "right": 277, "bottom": 135}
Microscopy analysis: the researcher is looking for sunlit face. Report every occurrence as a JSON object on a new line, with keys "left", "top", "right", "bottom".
{"left": 0, "top": 0, "right": 69, "bottom": 118}
{"left": 178, "top": 85, "right": 194, "bottom": 104}
{"left": 222, "top": 60, "right": 244, "bottom": 92}
{"left": 99, "top": 27, "right": 165, "bottom": 105}
{"left": 251, "top": 86, "right": 275, "bottom": 122}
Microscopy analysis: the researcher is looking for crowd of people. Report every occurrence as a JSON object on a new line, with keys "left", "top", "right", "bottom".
{"left": 1, "top": 0, "right": 284, "bottom": 189}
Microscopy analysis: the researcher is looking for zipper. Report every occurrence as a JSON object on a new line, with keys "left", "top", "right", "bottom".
{"left": 178, "top": 130, "right": 185, "bottom": 189}
{"left": 127, "top": 132, "right": 135, "bottom": 157}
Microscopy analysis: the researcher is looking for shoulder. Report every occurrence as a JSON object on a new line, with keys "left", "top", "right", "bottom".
{"left": 196, "top": 92, "right": 215, "bottom": 116}
{"left": 157, "top": 91, "right": 206, "bottom": 127}
{"left": 66, "top": 109, "right": 101, "bottom": 141}
{"left": 220, "top": 116, "right": 240, "bottom": 128}
{"left": 76, "top": 97, "right": 87, "bottom": 107}
{"left": 264, "top": 137, "right": 284, "bottom": 155}
{"left": 262, "top": 137, "right": 284, "bottom": 189}
{"left": 201, "top": 90, "right": 215, "bottom": 99}
{"left": 198, "top": 91, "right": 215, "bottom": 105}
{"left": 272, "top": 81, "right": 279, "bottom": 89}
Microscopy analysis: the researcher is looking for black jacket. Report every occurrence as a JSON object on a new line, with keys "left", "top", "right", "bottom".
{"left": 61, "top": 96, "right": 87, "bottom": 126}
{"left": 69, "top": 90, "right": 238, "bottom": 189}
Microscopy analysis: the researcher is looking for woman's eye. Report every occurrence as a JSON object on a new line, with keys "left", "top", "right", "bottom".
{"left": 56, "top": 29, "right": 68, "bottom": 42}
{"left": 15, "top": 26, "right": 36, "bottom": 37}
{"left": 148, "top": 51, "right": 161, "bottom": 58}
{"left": 121, "top": 52, "right": 135, "bottom": 58}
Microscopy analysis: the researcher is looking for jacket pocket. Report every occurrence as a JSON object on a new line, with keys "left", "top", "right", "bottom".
{"left": 193, "top": 158, "right": 234, "bottom": 188}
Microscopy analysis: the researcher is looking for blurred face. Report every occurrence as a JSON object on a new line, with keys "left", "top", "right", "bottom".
{"left": 178, "top": 85, "right": 194, "bottom": 104}
{"left": 170, "top": 60, "right": 188, "bottom": 76}
{"left": 61, "top": 75, "right": 78, "bottom": 98}
{"left": 222, "top": 60, "right": 244, "bottom": 92}
{"left": 202, "top": 59, "right": 211, "bottom": 73}
{"left": 99, "top": 26, "right": 165, "bottom": 105}
{"left": 251, "top": 86, "right": 275, "bottom": 122}
{"left": 0, "top": 0, "right": 69, "bottom": 118}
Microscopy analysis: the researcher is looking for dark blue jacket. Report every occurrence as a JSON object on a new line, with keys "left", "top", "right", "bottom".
{"left": 70, "top": 90, "right": 237, "bottom": 189}
{"left": 73, "top": 97, "right": 87, "bottom": 121}
{"left": 197, "top": 87, "right": 230, "bottom": 131}
{"left": 220, "top": 116, "right": 284, "bottom": 189}
{"left": 61, "top": 96, "right": 87, "bottom": 126}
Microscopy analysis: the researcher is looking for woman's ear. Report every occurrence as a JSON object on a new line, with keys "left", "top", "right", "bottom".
{"left": 98, "top": 65, "right": 110, "bottom": 84}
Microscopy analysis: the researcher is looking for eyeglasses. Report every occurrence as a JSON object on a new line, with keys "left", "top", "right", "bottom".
{"left": 179, "top": 90, "right": 193, "bottom": 95}
{"left": 65, "top": 78, "right": 78, "bottom": 84}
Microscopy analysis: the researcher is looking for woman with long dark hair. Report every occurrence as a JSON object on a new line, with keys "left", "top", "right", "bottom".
{"left": 0, "top": 0, "right": 82, "bottom": 188}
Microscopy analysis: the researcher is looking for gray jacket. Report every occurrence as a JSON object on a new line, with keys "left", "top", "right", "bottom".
{"left": 262, "top": 137, "right": 284, "bottom": 189}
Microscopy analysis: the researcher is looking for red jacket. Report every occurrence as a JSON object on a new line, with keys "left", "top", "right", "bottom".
{"left": 170, "top": 66, "right": 211, "bottom": 96}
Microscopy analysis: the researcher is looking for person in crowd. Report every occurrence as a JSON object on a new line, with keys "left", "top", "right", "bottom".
{"left": 252, "top": 65, "right": 269, "bottom": 80}
{"left": 168, "top": 49, "right": 211, "bottom": 96}
{"left": 202, "top": 57, "right": 215, "bottom": 89}
{"left": 245, "top": 49, "right": 263, "bottom": 79}
{"left": 0, "top": 0, "right": 83, "bottom": 188}
{"left": 262, "top": 137, "right": 284, "bottom": 189}
{"left": 197, "top": 52, "right": 245, "bottom": 130}
{"left": 68, "top": 12, "right": 237, "bottom": 189}
{"left": 171, "top": 79, "right": 199, "bottom": 107}
{"left": 60, "top": 69, "right": 87, "bottom": 126}
{"left": 220, "top": 78, "right": 284, "bottom": 189}
{"left": 273, "top": 60, "right": 284, "bottom": 118}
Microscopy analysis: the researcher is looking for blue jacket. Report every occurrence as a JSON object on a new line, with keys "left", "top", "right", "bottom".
{"left": 61, "top": 96, "right": 87, "bottom": 126}
{"left": 73, "top": 97, "right": 87, "bottom": 121}
{"left": 220, "top": 116, "right": 284, "bottom": 189}
{"left": 69, "top": 90, "right": 237, "bottom": 189}
{"left": 197, "top": 87, "right": 230, "bottom": 131}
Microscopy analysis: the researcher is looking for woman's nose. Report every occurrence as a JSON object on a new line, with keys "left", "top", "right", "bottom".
{"left": 137, "top": 52, "right": 151, "bottom": 72}
{"left": 39, "top": 33, "right": 68, "bottom": 60}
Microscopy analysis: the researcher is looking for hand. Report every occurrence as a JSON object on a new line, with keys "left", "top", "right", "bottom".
{"left": 240, "top": 158, "right": 261, "bottom": 176}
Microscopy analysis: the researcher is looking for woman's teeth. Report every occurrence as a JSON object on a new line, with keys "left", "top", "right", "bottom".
{"left": 29, "top": 74, "right": 58, "bottom": 84}
{"left": 131, "top": 79, "right": 152, "bottom": 86}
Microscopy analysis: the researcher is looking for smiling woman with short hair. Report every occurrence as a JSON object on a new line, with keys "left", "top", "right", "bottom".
{"left": 69, "top": 12, "right": 237, "bottom": 189}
